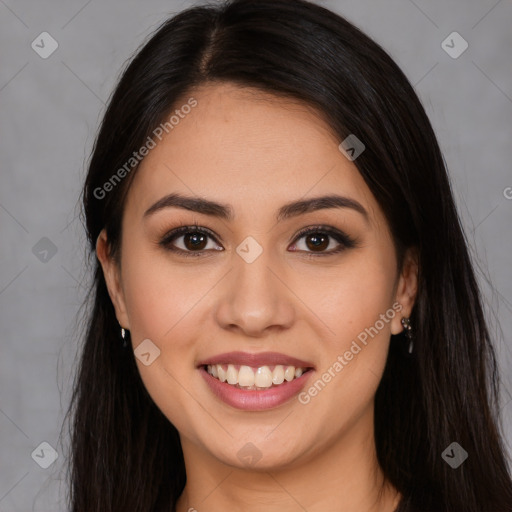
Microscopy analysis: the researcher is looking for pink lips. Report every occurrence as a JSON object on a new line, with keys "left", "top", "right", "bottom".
{"left": 197, "top": 351, "right": 315, "bottom": 411}
{"left": 197, "top": 351, "right": 315, "bottom": 369}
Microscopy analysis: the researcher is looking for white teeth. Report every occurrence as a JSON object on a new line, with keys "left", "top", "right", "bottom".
{"left": 272, "top": 365, "right": 285, "bottom": 385}
{"left": 226, "top": 364, "right": 238, "bottom": 385}
{"left": 284, "top": 366, "right": 295, "bottom": 382}
{"left": 254, "top": 366, "right": 273, "bottom": 388}
{"left": 206, "top": 363, "right": 309, "bottom": 388}
{"left": 238, "top": 365, "right": 255, "bottom": 387}
{"left": 217, "top": 365, "right": 227, "bottom": 383}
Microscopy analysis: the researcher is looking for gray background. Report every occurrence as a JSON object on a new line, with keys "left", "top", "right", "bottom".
{"left": 1, "top": 0, "right": 511, "bottom": 510}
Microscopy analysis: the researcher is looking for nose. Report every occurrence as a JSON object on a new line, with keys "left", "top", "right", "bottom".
{"left": 214, "top": 246, "right": 296, "bottom": 338}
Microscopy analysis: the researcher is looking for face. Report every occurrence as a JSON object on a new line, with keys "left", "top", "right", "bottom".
{"left": 97, "top": 82, "right": 417, "bottom": 471}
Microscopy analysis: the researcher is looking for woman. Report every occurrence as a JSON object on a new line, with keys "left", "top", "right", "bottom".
{"left": 65, "top": 0, "right": 512, "bottom": 510}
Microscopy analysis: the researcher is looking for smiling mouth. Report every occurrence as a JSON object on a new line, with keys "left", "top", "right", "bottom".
{"left": 203, "top": 363, "right": 314, "bottom": 390}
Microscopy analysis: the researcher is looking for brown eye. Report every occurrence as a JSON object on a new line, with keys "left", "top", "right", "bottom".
{"left": 290, "top": 226, "right": 357, "bottom": 256}
{"left": 160, "top": 226, "right": 222, "bottom": 257}
{"left": 182, "top": 232, "right": 208, "bottom": 251}
{"left": 159, "top": 224, "right": 357, "bottom": 258}
{"left": 304, "top": 232, "right": 330, "bottom": 251}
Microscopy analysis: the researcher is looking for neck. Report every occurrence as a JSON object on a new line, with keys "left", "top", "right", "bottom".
{"left": 175, "top": 403, "right": 401, "bottom": 512}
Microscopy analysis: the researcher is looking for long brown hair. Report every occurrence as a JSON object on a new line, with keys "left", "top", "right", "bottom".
{"left": 64, "top": 1, "right": 512, "bottom": 510}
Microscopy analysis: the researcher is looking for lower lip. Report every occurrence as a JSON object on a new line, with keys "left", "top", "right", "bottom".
{"left": 199, "top": 366, "right": 315, "bottom": 411}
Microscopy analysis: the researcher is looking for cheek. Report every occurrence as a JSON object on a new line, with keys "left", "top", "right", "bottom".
{"left": 300, "top": 252, "right": 397, "bottom": 404}
{"left": 121, "top": 235, "right": 397, "bottom": 356}
{"left": 121, "top": 241, "right": 199, "bottom": 339}
{"left": 119, "top": 246, "right": 202, "bottom": 383}
{"left": 296, "top": 265, "right": 395, "bottom": 426}
{"left": 120, "top": 249, "right": 206, "bottom": 429}
{"left": 293, "top": 252, "right": 396, "bottom": 343}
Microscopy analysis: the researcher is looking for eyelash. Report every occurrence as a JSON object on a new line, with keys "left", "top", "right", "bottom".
{"left": 159, "top": 223, "right": 357, "bottom": 258}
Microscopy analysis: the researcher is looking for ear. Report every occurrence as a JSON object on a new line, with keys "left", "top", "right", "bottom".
{"left": 390, "top": 247, "right": 418, "bottom": 335}
{"left": 96, "top": 228, "right": 130, "bottom": 329}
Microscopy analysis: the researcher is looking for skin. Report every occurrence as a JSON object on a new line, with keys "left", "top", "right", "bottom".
{"left": 96, "top": 82, "right": 418, "bottom": 512}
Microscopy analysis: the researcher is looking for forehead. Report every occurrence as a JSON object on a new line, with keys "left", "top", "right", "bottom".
{"left": 124, "top": 82, "right": 381, "bottom": 226}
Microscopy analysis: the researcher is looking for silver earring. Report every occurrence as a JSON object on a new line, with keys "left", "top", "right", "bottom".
{"left": 401, "top": 317, "right": 413, "bottom": 354}
{"left": 120, "top": 327, "right": 129, "bottom": 348}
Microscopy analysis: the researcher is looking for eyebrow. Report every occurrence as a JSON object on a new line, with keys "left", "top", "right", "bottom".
{"left": 143, "top": 192, "right": 369, "bottom": 223}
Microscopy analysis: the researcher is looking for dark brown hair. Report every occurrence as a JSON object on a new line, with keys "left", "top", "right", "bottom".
{"left": 65, "top": 1, "right": 512, "bottom": 510}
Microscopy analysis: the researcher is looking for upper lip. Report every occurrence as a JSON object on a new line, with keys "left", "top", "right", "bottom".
{"left": 197, "top": 351, "right": 315, "bottom": 369}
